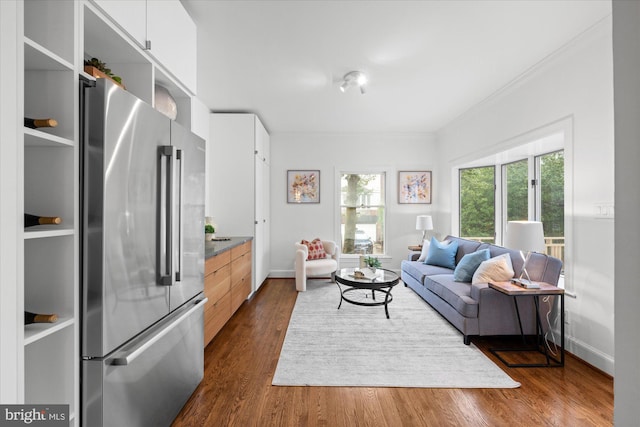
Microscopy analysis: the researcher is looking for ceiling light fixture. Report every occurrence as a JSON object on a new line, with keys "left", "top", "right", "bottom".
{"left": 339, "top": 71, "right": 367, "bottom": 94}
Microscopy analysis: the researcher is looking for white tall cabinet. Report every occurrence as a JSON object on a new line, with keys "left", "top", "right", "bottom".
{"left": 0, "top": 1, "right": 205, "bottom": 424}
{"left": 209, "top": 114, "right": 271, "bottom": 293}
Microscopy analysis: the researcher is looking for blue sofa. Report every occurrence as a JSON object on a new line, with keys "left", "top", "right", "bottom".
{"left": 400, "top": 236, "right": 563, "bottom": 344}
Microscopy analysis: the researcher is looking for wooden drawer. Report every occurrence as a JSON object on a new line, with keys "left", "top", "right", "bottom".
{"left": 231, "top": 275, "right": 252, "bottom": 314}
{"left": 204, "top": 291, "right": 231, "bottom": 346}
{"left": 231, "top": 240, "right": 251, "bottom": 260}
{"left": 231, "top": 252, "right": 252, "bottom": 286}
{"left": 204, "top": 264, "right": 231, "bottom": 304}
{"left": 205, "top": 250, "right": 231, "bottom": 275}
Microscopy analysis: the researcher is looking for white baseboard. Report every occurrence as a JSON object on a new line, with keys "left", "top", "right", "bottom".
{"left": 269, "top": 270, "right": 294, "bottom": 278}
{"left": 550, "top": 328, "right": 614, "bottom": 375}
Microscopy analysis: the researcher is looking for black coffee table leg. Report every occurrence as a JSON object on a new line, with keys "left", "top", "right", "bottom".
{"left": 384, "top": 287, "right": 392, "bottom": 319}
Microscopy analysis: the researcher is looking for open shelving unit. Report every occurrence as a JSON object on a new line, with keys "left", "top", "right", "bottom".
{"left": 22, "top": 0, "right": 78, "bottom": 424}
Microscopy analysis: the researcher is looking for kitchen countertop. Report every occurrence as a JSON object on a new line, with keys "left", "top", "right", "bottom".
{"left": 205, "top": 236, "right": 253, "bottom": 259}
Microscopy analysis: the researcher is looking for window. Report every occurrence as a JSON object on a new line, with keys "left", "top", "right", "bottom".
{"left": 537, "top": 151, "right": 564, "bottom": 263}
{"left": 458, "top": 150, "right": 565, "bottom": 266}
{"left": 459, "top": 166, "right": 495, "bottom": 243}
{"left": 503, "top": 159, "right": 528, "bottom": 222}
{"left": 340, "top": 173, "right": 385, "bottom": 255}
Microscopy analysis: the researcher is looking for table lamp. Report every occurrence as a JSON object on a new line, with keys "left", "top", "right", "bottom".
{"left": 415, "top": 215, "right": 433, "bottom": 245}
{"left": 504, "top": 221, "right": 545, "bottom": 288}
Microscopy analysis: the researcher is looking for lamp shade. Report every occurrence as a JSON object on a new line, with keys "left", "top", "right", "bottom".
{"left": 504, "top": 221, "right": 545, "bottom": 253}
{"left": 415, "top": 215, "right": 433, "bottom": 231}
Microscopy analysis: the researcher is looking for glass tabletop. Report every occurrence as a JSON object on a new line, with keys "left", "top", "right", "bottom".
{"left": 335, "top": 267, "right": 399, "bottom": 285}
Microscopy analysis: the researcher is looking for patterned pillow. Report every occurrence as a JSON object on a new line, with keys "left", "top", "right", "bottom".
{"left": 301, "top": 238, "right": 327, "bottom": 260}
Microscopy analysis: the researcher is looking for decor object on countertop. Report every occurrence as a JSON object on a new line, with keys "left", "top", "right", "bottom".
{"left": 287, "top": 170, "right": 320, "bottom": 203}
{"left": 294, "top": 239, "right": 338, "bottom": 291}
{"left": 84, "top": 57, "right": 125, "bottom": 89}
{"left": 205, "top": 223, "right": 215, "bottom": 240}
{"left": 415, "top": 214, "right": 433, "bottom": 243}
{"left": 399, "top": 171, "right": 432, "bottom": 204}
{"left": 504, "top": 220, "right": 546, "bottom": 288}
{"left": 154, "top": 84, "right": 178, "bottom": 120}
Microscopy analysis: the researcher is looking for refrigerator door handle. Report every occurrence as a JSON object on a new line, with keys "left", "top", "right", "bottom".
{"left": 159, "top": 145, "right": 176, "bottom": 286}
{"left": 175, "top": 149, "right": 184, "bottom": 282}
{"left": 110, "top": 297, "right": 208, "bottom": 366}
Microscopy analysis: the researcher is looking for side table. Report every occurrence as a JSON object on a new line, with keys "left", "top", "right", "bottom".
{"left": 407, "top": 245, "right": 422, "bottom": 251}
{"left": 488, "top": 280, "right": 565, "bottom": 368}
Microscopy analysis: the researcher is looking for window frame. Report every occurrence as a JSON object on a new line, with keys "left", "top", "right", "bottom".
{"left": 335, "top": 169, "right": 388, "bottom": 258}
{"left": 458, "top": 165, "right": 496, "bottom": 244}
{"left": 451, "top": 118, "right": 572, "bottom": 291}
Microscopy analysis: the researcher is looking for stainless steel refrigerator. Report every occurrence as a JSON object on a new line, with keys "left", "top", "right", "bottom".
{"left": 80, "top": 78, "right": 206, "bottom": 427}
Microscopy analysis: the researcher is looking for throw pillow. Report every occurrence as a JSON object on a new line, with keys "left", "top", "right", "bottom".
{"left": 301, "top": 238, "right": 327, "bottom": 260}
{"left": 424, "top": 237, "right": 458, "bottom": 269}
{"left": 453, "top": 249, "right": 490, "bottom": 282}
{"left": 416, "top": 239, "right": 431, "bottom": 262}
{"left": 471, "top": 253, "right": 515, "bottom": 284}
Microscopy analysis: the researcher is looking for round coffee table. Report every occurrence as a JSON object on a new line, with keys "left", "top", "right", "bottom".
{"left": 334, "top": 267, "right": 400, "bottom": 319}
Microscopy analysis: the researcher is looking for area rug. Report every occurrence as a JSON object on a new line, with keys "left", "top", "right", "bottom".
{"left": 272, "top": 280, "right": 520, "bottom": 388}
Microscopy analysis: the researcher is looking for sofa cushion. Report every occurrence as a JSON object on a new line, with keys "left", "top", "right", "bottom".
{"left": 453, "top": 249, "right": 490, "bottom": 282}
{"left": 424, "top": 274, "right": 478, "bottom": 318}
{"left": 425, "top": 237, "right": 458, "bottom": 269}
{"left": 305, "top": 258, "right": 338, "bottom": 276}
{"left": 416, "top": 239, "right": 431, "bottom": 262}
{"left": 301, "top": 238, "right": 326, "bottom": 260}
{"left": 400, "top": 260, "right": 454, "bottom": 285}
{"left": 446, "top": 236, "right": 484, "bottom": 264}
{"left": 472, "top": 253, "right": 515, "bottom": 284}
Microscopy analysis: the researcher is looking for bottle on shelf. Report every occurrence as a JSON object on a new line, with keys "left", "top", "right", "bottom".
{"left": 24, "top": 117, "right": 58, "bottom": 129}
{"left": 24, "top": 311, "right": 58, "bottom": 325}
{"left": 24, "top": 213, "right": 62, "bottom": 228}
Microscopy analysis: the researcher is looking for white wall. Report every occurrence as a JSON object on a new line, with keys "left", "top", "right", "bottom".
{"left": 0, "top": 0, "right": 22, "bottom": 402}
{"left": 436, "top": 17, "right": 614, "bottom": 374}
{"left": 612, "top": 1, "right": 640, "bottom": 424}
{"left": 269, "top": 132, "right": 438, "bottom": 276}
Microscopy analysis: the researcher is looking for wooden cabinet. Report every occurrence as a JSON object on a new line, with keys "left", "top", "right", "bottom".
{"left": 204, "top": 241, "right": 252, "bottom": 346}
{"left": 209, "top": 114, "right": 270, "bottom": 293}
{"left": 231, "top": 242, "right": 252, "bottom": 313}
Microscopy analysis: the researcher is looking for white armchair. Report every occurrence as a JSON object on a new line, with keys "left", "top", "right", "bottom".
{"left": 295, "top": 240, "right": 339, "bottom": 292}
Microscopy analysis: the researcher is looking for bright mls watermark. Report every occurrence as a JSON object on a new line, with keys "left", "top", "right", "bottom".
{"left": 0, "top": 405, "right": 68, "bottom": 426}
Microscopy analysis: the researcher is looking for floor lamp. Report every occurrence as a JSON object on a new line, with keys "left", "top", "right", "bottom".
{"left": 504, "top": 221, "right": 546, "bottom": 288}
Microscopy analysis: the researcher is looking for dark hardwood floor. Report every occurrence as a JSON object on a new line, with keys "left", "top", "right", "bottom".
{"left": 173, "top": 278, "right": 613, "bottom": 427}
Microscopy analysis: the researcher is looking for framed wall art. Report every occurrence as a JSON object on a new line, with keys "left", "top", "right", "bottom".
{"left": 287, "top": 170, "right": 320, "bottom": 203}
{"left": 398, "top": 171, "right": 432, "bottom": 204}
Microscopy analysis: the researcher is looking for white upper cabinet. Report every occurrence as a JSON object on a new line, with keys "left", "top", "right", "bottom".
{"left": 93, "top": 0, "right": 146, "bottom": 47}
{"left": 147, "top": 1, "right": 197, "bottom": 94}
{"left": 93, "top": 0, "right": 197, "bottom": 93}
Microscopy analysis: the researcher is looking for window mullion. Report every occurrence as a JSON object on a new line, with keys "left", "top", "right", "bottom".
{"left": 532, "top": 155, "right": 541, "bottom": 220}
